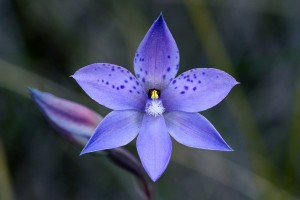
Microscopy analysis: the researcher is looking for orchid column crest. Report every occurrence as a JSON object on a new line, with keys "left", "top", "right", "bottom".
{"left": 72, "top": 14, "right": 238, "bottom": 181}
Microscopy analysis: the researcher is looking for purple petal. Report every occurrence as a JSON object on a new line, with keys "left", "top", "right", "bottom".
{"left": 81, "top": 110, "right": 143, "bottom": 154}
{"left": 29, "top": 88, "right": 101, "bottom": 145}
{"left": 164, "top": 111, "right": 232, "bottom": 151}
{"left": 134, "top": 14, "right": 179, "bottom": 91}
{"left": 136, "top": 115, "right": 172, "bottom": 181}
{"left": 72, "top": 63, "right": 147, "bottom": 110}
{"left": 161, "top": 68, "right": 238, "bottom": 112}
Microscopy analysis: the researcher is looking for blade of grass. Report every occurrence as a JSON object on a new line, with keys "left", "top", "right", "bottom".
{"left": 0, "top": 59, "right": 88, "bottom": 103}
{"left": 0, "top": 139, "right": 14, "bottom": 200}
{"left": 284, "top": 66, "right": 300, "bottom": 193}
{"left": 183, "top": 0, "right": 278, "bottom": 187}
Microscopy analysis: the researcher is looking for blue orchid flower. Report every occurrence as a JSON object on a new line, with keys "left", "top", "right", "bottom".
{"left": 72, "top": 14, "right": 238, "bottom": 181}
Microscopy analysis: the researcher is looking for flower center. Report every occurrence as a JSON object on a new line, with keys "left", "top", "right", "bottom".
{"left": 145, "top": 89, "right": 165, "bottom": 117}
{"left": 148, "top": 89, "right": 160, "bottom": 100}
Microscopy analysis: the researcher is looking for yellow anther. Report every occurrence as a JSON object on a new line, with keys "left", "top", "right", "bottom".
{"left": 151, "top": 90, "right": 159, "bottom": 100}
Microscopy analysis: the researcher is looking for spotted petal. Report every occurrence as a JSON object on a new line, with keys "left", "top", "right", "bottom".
{"left": 165, "top": 111, "right": 232, "bottom": 151}
{"left": 30, "top": 88, "right": 101, "bottom": 145}
{"left": 72, "top": 63, "right": 147, "bottom": 111}
{"left": 137, "top": 115, "right": 172, "bottom": 181}
{"left": 161, "top": 68, "right": 238, "bottom": 112}
{"left": 81, "top": 110, "right": 143, "bottom": 154}
{"left": 134, "top": 14, "right": 179, "bottom": 91}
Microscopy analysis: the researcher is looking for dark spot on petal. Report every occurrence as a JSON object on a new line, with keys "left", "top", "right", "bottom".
{"left": 193, "top": 87, "right": 197, "bottom": 91}
{"left": 124, "top": 80, "right": 128, "bottom": 83}
{"left": 172, "top": 80, "right": 177, "bottom": 84}
{"left": 129, "top": 90, "right": 132, "bottom": 93}
{"left": 137, "top": 74, "right": 140, "bottom": 78}
{"left": 120, "top": 85, "right": 125, "bottom": 89}
{"left": 112, "top": 85, "right": 115, "bottom": 88}
{"left": 145, "top": 70, "right": 148, "bottom": 75}
{"left": 137, "top": 91, "right": 140, "bottom": 94}
{"left": 136, "top": 53, "right": 139, "bottom": 57}
{"left": 94, "top": 68, "right": 97, "bottom": 71}
{"left": 121, "top": 70, "right": 124, "bottom": 73}
{"left": 162, "top": 75, "right": 166, "bottom": 80}
{"left": 142, "top": 77, "right": 145, "bottom": 83}
{"left": 198, "top": 80, "right": 202, "bottom": 84}
{"left": 202, "top": 72, "right": 206, "bottom": 75}
{"left": 167, "top": 67, "right": 171, "bottom": 72}
{"left": 133, "top": 86, "right": 136, "bottom": 90}
{"left": 140, "top": 68, "right": 143, "bottom": 72}
{"left": 167, "top": 55, "right": 171, "bottom": 59}
{"left": 102, "top": 80, "right": 104, "bottom": 83}
{"left": 174, "top": 87, "right": 178, "bottom": 89}
{"left": 117, "top": 87, "right": 119, "bottom": 90}
{"left": 129, "top": 77, "right": 133, "bottom": 80}
{"left": 176, "top": 64, "right": 179, "bottom": 70}
{"left": 184, "top": 86, "right": 189, "bottom": 90}
{"left": 136, "top": 81, "right": 139, "bottom": 85}
{"left": 106, "top": 81, "right": 109, "bottom": 85}
{"left": 181, "top": 91, "right": 185, "bottom": 94}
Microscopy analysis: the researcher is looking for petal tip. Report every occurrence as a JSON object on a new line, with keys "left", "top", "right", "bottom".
{"left": 225, "top": 145, "right": 234, "bottom": 152}
{"left": 158, "top": 12, "right": 164, "bottom": 19}
{"left": 149, "top": 173, "right": 161, "bottom": 182}
{"left": 154, "top": 12, "right": 166, "bottom": 28}
{"left": 29, "top": 88, "right": 43, "bottom": 101}
{"left": 28, "top": 87, "right": 38, "bottom": 95}
{"left": 80, "top": 147, "right": 91, "bottom": 156}
{"left": 144, "top": 165, "right": 165, "bottom": 182}
{"left": 70, "top": 74, "right": 76, "bottom": 79}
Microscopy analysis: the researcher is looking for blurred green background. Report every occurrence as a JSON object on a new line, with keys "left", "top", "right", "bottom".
{"left": 1, "top": 0, "right": 300, "bottom": 199}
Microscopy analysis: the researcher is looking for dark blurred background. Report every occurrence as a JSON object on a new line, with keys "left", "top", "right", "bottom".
{"left": 1, "top": 0, "right": 300, "bottom": 199}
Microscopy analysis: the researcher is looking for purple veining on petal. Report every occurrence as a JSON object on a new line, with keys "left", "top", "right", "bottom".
{"left": 165, "top": 111, "right": 232, "bottom": 151}
{"left": 137, "top": 115, "right": 172, "bottom": 181}
{"left": 133, "top": 14, "right": 180, "bottom": 91}
{"left": 72, "top": 63, "right": 147, "bottom": 110}
{"left": 81, "top": 110, "right": 143, "bottom": 154}
{"left": 161, "top": 68, "right": 238, "bottom": 112}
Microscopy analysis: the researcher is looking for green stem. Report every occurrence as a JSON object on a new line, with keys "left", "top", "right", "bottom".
{"left": 0, "top": 139, "right": 14, "bottom": 200}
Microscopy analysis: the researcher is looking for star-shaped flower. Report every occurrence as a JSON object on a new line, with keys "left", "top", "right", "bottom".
{"left": 72, "top": 14, "right": 238, "bottom": 181}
